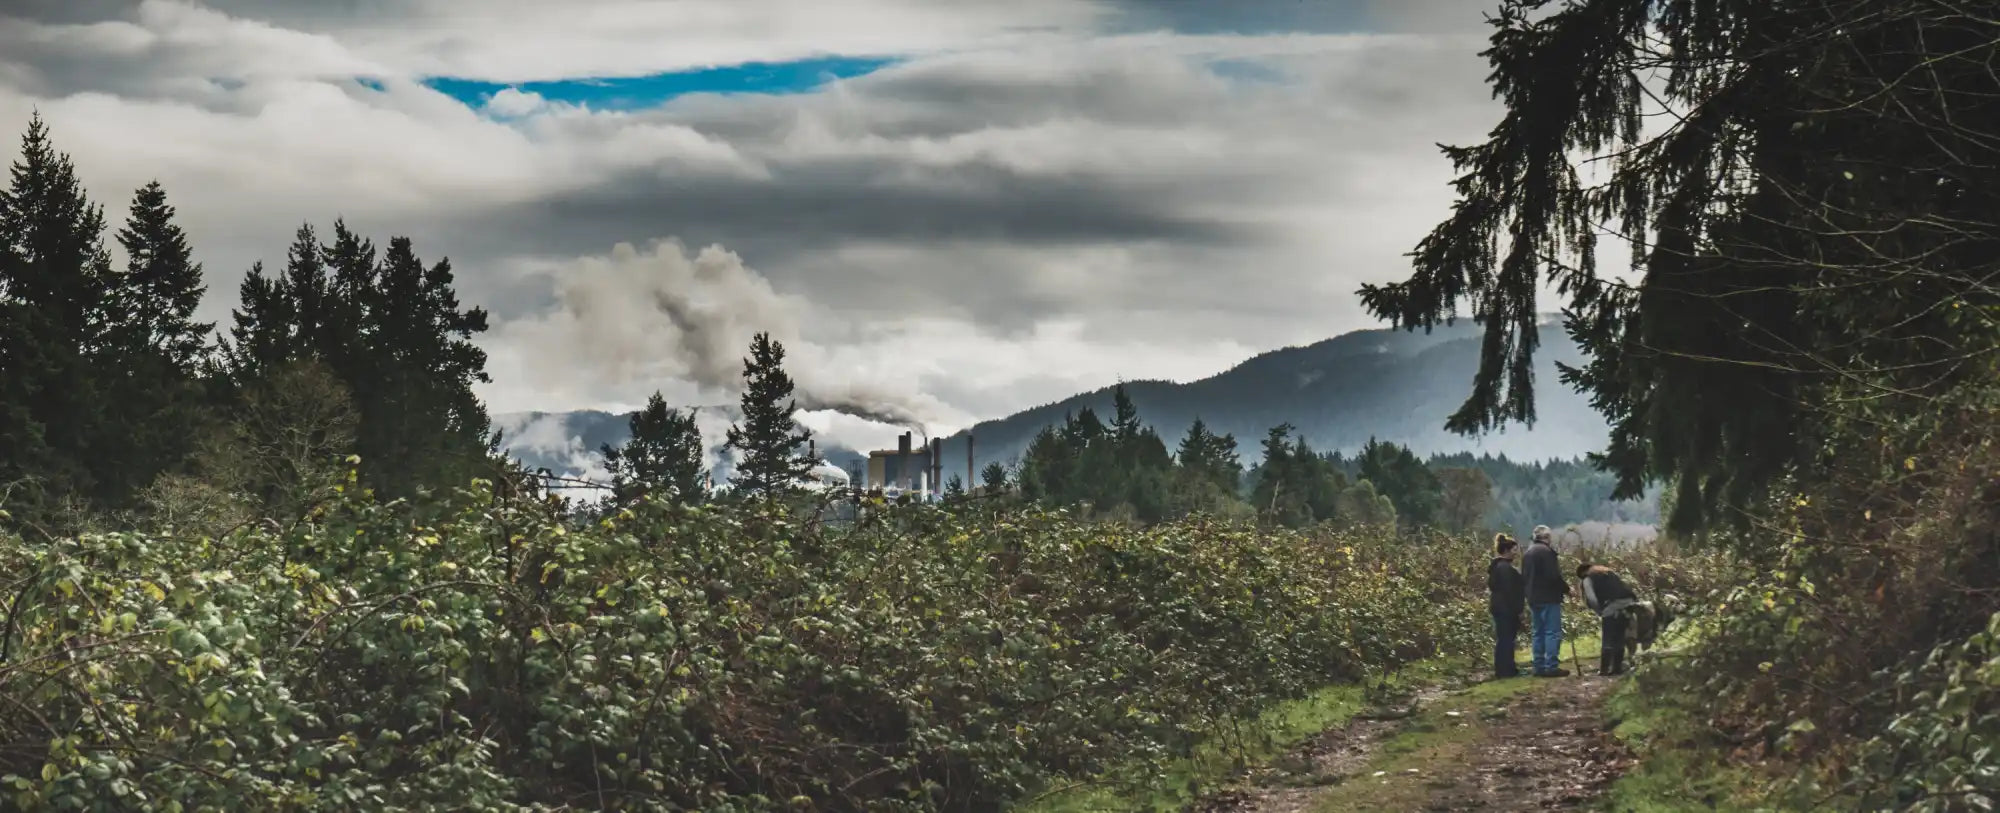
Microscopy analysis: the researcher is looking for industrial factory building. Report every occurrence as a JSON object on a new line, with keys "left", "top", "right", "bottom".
{"left": 860, "top": 431, "right": 976, "bottom": 499}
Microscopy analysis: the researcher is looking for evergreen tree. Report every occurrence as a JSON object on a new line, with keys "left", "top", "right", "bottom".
{"left": 1357, "top": 0, "right": 2000, "bottom": 531}
{"left": 358, "top": 236, "right": 493, "bottom": 495}
{"left": 725, "top": 333, "right": 816, "bottom": 497}
{"left": 1014, "top": 389, "right": 1178, "bottom": 521}
{"left": 219, "top": 224, "right": 490, "bottom": 498}
{"left": 1357, "top": 438, "right": 1442, "bottom": 530}
{"left": 1110, "top": 384, "right": 1143, "bottom": 442}
{"left": 95, "top": 181, "right": 213, "bottom": 502}
{"left": 280, "top": 224, "right": 333, "bottom": 362}
{"left": 1174, "top": 417, "right": 1243, "bottom": 493}
{"left": 1016, "top": 424, "right": 1072, "bottom": 504}
{"left": 601, "top": 392, "right": 705, "bottom": 505}
{"left": 1251, "top": 425, "right": 1308, "bottom": 526}
{"left": 944, "top": 474, "right": 966, "bottom": 500}
{"left": 112, "top": 181, "right": 210, "bottom": 368}
{"left": 0, "top": 113, "right": 114, "bottom": 507}
{"left": 980, "top": 461, "right": 1009, "bottom": 493}
{"left": 319, "top": 220, "right": 376, "bottom": 374}
{"left": 222, "top": 261, "right": 293, "bottom": 383}
{"left": 1168, "top": 418, "right": 1246, "bottom": 518}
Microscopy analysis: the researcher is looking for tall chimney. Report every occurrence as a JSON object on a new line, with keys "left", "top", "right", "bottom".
{"left": 898, "top": 432, "right": 913, "bottom": 491}
{"left": 967, "top": 433, "right": 976, "bottom": 492}
{"left": 931, "top": 438, "right": 943, "bottom": 496}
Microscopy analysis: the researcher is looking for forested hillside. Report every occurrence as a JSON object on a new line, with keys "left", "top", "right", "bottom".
{"left": 497, "top": 320, "right": 1648, "bottom": 532}
{"left": 930, "top": 317, "right": 1608, "bottom": 475}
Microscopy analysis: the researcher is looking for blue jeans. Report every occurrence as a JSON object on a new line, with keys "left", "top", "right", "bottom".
{"left": 1491, "top": 610, "right": 1521, "bottom": 676}
{"left": 1531, "top": 603, "right": 1563, "bottom": 674}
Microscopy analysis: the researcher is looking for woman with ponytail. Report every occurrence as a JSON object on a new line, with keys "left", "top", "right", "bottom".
{"left": 1487, "top": 533, "right": 1526, "bottom": 678}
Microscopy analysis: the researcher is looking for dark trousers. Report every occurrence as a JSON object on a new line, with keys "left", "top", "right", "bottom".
{"left": 1492, "top": 610, "right": 1521, "bottom": 676}
{"left": 1600, "top": 611, "right": 1629, "bottom": 675}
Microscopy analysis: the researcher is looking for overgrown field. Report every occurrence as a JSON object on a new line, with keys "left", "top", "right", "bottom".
{"left": 0, "top": 476, "right": 1521, "bottom": 811}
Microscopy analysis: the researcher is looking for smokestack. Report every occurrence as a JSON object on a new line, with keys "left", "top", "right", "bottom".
{"left": 898, "top": 432, "right": 913, "bottom": 491}
{"left": 931, "top": 438, "right": 943, "bottom": 497}
{"left": 808, "top": 439, "right": 815, "bottom": 461}
{"left": 967, "top": 433, "right": 975, "bottom": 493}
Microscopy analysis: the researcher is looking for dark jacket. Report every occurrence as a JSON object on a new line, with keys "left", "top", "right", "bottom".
{"left": 1520, "top": 541, "right": 1566, "bottom": 607}
{"left": 1580, "top": 567, "right": 1638, "bottom": 616}
{"left": 1487, "top": 558, "right": 1525, "bottom": 617}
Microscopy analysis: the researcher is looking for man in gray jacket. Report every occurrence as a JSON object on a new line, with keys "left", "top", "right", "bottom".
{"left": 1518, "top": 525, "right": 1569, "bottom": 677}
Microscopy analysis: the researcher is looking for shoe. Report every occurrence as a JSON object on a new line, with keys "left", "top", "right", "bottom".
{"left": 1534, "top": 668, "right": 1570, "bottom": 678}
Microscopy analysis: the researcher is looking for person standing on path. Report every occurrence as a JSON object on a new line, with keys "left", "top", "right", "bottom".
{"left": 1519, "top": 525, "right": 1569, "bottom": 677}
{"left": 1487, "top": 534, "right": 1527, "bottom": 678}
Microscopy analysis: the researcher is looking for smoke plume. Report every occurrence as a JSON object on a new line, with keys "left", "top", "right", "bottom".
{"left": 492, "top": 238, "right": 947, "bottom": 433}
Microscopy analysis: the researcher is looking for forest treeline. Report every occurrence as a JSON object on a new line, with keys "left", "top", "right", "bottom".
{"left": 0, "top": 113, "right": 497, "bottom": 536}
{"left": 985, "top": 385, "right": 1652, "bottom": 536}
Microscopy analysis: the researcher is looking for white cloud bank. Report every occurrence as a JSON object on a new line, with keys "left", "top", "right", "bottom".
{"left": 0, "top": 0, "right": 1564, "bottom": 439}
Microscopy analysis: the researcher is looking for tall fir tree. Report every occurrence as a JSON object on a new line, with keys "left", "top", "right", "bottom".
{"left": 280, "top": 223, "right": 332, "bottom": 362}
{"left": 980, "top": 461, "right": 1010, "bottom": 493}
{"left": 1250, "top": 424, "right": 1299, "bottom": 525}
{"left": 96, "top": 181, "right": 213, "bottom": 502}
{"left": 220, "top": 223, "right": 491, "bottom": 498}
{"left": 1175, "top": 417, "right": 1242, "bottom": 493}
{"left": 601, "top": 392, "right": 706, "bottom": 505}
{"left": 112, "top": 181, "right": 210, "bottom": 368}
{"left": 1357, "top": 0, "right": 2000, "bottom": 531}
{"left": 319, "top": 220, "right": 376, "bottom": 373}
{"left": 1357, "top": 438, "right": 1442, "bottom": 530}
{"left": 0, "top": 113, "right": 115, "bottom": 507}
{"left": 1248, "top": 424, "right": 1347, "bottom": 528}
{"left": 356, "top": 236, "right": 493, "bottom": 495}
{"left": 223, "top": 261, "right": 294, "bottom": 383}
{"left": 724, "top": 333, "right": 816, "bottom": 496}
{"left": 1017, "top": 423, "right": 1072, "bottom": 504}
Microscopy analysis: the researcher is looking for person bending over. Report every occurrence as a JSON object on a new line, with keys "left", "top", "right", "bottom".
{"left": 1577, "top": 563, "right": 1639, "bottom": 676}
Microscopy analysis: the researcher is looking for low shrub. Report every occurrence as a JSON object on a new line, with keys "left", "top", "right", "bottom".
{"left": 0, "top": 475, "right": 1490, "bottom": 811}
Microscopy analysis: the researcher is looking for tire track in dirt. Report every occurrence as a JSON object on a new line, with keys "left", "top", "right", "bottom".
{"left": 1193, "top": 675, "right": 1632, "bottom": 812}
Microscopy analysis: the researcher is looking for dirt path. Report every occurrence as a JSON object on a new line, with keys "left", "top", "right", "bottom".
{"left": 1194, "top": 674, "right": 1633, "bottom": 812}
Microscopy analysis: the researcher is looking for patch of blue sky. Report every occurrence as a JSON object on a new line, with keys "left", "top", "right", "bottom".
{"left": 1205, "top": 57, "right": 1291, "bottom": 85}
{"left": 423, "top": 56, "right": 897, "bottom": 112}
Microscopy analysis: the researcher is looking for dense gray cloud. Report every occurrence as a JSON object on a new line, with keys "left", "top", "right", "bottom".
{"left": 0, "top": 0, "right": 1517, "bottom": 429}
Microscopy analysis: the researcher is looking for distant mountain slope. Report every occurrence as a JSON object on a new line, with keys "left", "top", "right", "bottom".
{"left": 933, "top": 317, "right": 1607, "bottom": 482}
{"left": 497, "top": 318, "right": 1611, "bottom": 487}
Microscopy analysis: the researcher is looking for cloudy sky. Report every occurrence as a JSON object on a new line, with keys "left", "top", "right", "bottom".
{"left": 0, "top": 0, "right": 1508, "bottom": 439}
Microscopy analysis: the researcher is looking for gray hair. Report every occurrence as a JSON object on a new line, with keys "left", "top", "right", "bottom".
{"left": 1532, "top": 525, "right": 1553, "bottom": 544}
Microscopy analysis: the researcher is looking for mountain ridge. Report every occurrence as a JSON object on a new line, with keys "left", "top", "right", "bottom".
{"left": 495, "top": 317, "right": 1610, "bottom": 488}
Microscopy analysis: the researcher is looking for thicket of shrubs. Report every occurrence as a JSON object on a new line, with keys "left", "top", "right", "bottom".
{"left": 0, "top": 472, "right": 1504, "bottom": 811}
{"left": 1622, "top": 370, "right": 2000, "bottom": 809}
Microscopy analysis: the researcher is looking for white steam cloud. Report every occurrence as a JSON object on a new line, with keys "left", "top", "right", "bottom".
{"left": 487, "top": 238, "right": 951, "bottom": 474}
